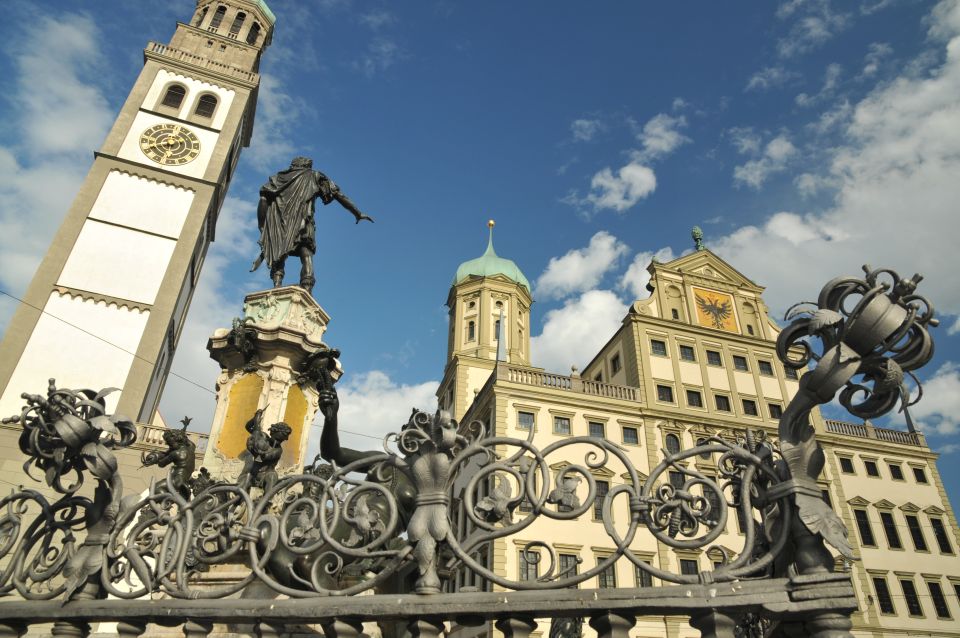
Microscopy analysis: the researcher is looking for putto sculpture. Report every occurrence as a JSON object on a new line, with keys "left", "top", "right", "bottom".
{"left": 141, "top": 416, "right": 196, "bottom": 499}
{"left": 237, "top": 409, "right": 292, "bottom": 494}
{"left": 251, "top": 157, "right": 374, "bottom": 295}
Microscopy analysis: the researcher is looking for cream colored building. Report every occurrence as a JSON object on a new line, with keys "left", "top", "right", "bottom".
{"left": 440, "top": 233, "right": 960, "bottom": 638}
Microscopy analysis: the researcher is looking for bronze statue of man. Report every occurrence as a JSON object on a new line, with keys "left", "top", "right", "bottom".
{"left": 251, "top": 157, "right": 373, "bottom": 295}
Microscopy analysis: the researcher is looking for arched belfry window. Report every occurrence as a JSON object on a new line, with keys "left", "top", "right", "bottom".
{"left": 229, "top": 12, "right": 246, "bottom": 37}
{"left": 194, "top": 6, "right": 208, "bottom": 26}
{"left": 210, "top": 6, "right": 226, "bottom": 29}
{"left": 665, "top": 433, "right": 681, "bottom": 456}
{"left": 161, "top": 84, "right": 186, "bottom": 109}
{"left": 195, "top": 94, "right": 218, "bottom": 118}
{"left": 246, "top": 22, "right": 261, "bottom": 45}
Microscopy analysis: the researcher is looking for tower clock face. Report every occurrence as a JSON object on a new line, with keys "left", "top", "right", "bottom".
{"left": 139, "top": 123, "right": 201, "bottom": 166}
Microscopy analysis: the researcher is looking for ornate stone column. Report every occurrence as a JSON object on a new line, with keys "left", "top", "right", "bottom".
{"left": 203, "top": 286, "right": 335, "bottom": 480}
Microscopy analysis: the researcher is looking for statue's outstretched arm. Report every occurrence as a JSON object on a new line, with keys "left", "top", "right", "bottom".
{"left": 318, "top": 387, "right": 378, "bottom": 467}
{"left": 333, "top": 192, "right": 374, "bottom": 224}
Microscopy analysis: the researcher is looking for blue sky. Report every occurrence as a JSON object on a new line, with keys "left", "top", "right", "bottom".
{"left": 1, "top": 0, "right": 960, "bottom": 506}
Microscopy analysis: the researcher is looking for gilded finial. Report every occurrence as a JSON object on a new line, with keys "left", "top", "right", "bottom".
{"left": 692, "top": 226, "right": 705, "bottom": 251}
{"left": 488, "top": 219, "right": 495, "bottom": 229}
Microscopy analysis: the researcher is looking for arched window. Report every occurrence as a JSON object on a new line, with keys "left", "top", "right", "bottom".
{"left": 665, "top": 433, "right": 681, "bottom": 456}
{"left": 246, "top": 22, "right": 262, "bottom": 45}
{"left": 194, "top": 6, "right": 208, "bottom": 26}
{"left": 494, "top": 319, "right": 501, "bottom": 341}
{"left": 194, "top": 94, "right": 218, "bottom": 118}
{"left": 467, "top": 321, "right": 475, "bottom": 341}
{"left": 209, "top": 6, "right": 226, "bottom": 29}
{"left": 229, "top": 12, "right": 246, "bottom": 36}
{"left": 696, "top": 437, "right": 711, "bottom": 460}
{"left": 161, "top": 84, "right": 186, "bottom": 109}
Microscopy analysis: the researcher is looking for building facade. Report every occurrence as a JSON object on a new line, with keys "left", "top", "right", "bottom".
{"left": 0, "top": 1, "right": 274, "bottom": 423}
{"left": 441, "top": 233, "right": 960, "bottom": 638}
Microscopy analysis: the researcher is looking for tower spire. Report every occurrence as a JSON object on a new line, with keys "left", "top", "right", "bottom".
{"left": 485, "top": 219, "right": 496, "bottom": 256}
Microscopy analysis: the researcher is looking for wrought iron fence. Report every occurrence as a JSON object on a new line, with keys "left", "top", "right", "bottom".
{"left": 0, "top": 266, "right": 937, "bottom": 638}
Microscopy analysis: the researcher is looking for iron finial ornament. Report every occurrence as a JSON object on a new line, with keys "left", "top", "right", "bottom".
{"left": 692, "top": 225, "right": 705, "bottom": 251}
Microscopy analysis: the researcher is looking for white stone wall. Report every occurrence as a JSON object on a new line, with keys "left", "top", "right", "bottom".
{"left": 57, "top": 220, "right": 177, "bottom": 305}
{"left": 0, "top": 293, "right": 149, "bottom": 417}
{"left": 88, "top": 170, "right": 195, "bottom": 239}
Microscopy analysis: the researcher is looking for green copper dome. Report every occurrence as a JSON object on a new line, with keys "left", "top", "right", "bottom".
{"left": 452, "top": 226, "right": 530, "bottom": 292}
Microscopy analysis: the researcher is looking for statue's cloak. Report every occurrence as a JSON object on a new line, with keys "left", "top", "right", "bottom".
{"left": 258, "top": 167, "right": 337, "bottom": 268}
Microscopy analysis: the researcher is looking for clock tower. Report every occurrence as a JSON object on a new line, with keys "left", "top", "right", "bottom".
{"left": 0, "top": 1, "right": 275, "bottom": 422}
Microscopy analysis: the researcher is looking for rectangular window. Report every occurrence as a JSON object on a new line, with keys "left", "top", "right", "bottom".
{"left": 905, "top": 515, "right": 927, "bottom": 551}
{"left": 669, "top": 471, "right": 684, "bottom": 489}
{"left": 703, "top": 478, "right": 722, "bottom": 525}
{"left": 706, "top": 350, "right": 723, "bottom": 366}
{"left": 768, "top": 403, "right": 783, "bottom": 419}
{"left": 671, "top": 308, "right": 680, "bottom": 320}
{"left": 686, "top": 389, "right": 703, "bottom": 408}
{"left": 518, "top": 411, "right": 535, "bottom": 431}
{"left": 622, "top": 426, "right": 639, "bottom": 445}
{"left": 594, "top": 372, "right": 602, "bottom": 382}
{"left": 715, "top": 395, "right": 731, "bottom": 412}
{"left": 742, "top": 399, "right": 758, "bottom": 416}
{"left": 864, "top": 460, "right": 880, "bottom": 477}
{"left": 553, "top": 416, "right": 571, "bottom": 435}
{"left": 657, "top": 385, "right": 674, "bottom": 403}
{"left": 931, "top": 517, "right": 954, "bottom": 554}
{"left": 733, "top": 355, "right": 749, "bottom": 372}
{"left": 558, "top": 553, "right": 579, "bottom": 584}
{"left": 679, "top": 345, "right": 696, "bottom": 362}
{"left": 588, "top": 421, "right": 605, "bottom": 438}
{"left": 597, "top": 559, "right": 617, "bottom": 588}
{"left": 679, "top": 559, "right": 699, "bottom": 576}
{"left": 900, "top": 578, "right": 924, "bottom": 616}
{"left": 928, "top": 581, "right": 951, "bottom": 619}
{"left": 839, "top": 457, "right": 855, "bottom": 474}
{"left": 611, "top": 353, "right": 622, "bottom": 374}
{"left": 634, "top": 562, "right": 653, "bottom": 587}
{"left": 785, "top": 366, "right": 799, "bottom": 380}
{"left": 854, "top": 509, "right": 876, "bottom": 546}
{"left": 594, "top": 481, "right": 609, "bottom": 520}
{"left": 872, "top": 576, "right": 896, "bottom": 614}
{"left": 913, "top": 466, "right": 928, "bottom": 483}
{"left": 651, "top": 339, "right": 668, "bottom": 356}
{"left": 889, "top": 464, "right": 905, "bottom": 481}
{"left": 519, "top": 550, "right": 539, "bottom": 582}
{"left": 758, "top": 360, "right": 774, "bottom": 376}
{"left": 879, "top": 512, "right": 902, "bottom": 549}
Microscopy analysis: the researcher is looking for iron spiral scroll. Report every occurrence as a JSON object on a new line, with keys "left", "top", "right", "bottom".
{"left": 0, "top": 265, "right": 938, "bottom": 611}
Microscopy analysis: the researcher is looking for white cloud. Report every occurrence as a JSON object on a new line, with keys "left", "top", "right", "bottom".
{"left": 728, "top": 127, "right": 763, "bottom": 155}
{"left": 635, "top": 113, "right": 690, "bottom": 161}
{"left": 619, "top": 248, "right": 676, "bottom": 299}
{"left": 308, "top": 370, "right": 439, "bottom": 457}
{"left": 571, "top": 118, "right": 603, "bottom": 142}
{"left": 582, "top": 161, "right": 657, "bottom": 213}
{"left": 733, "top": 134, "right": 797, "bottom": 189}
{"left": 795, "top": 63, "right": 843, "bottom": 107}
{"left": 745, "top": 66, "right": 799, "bottom": 91}
{"left": 530, "top": 290, "right": 628, "bottom": 374}
{"left": 0, "top": 14, "right": 114, "bottom": 326}
{"left": 861, "top": 42, "right": 893, "bottom": 77}
{"left": 776, "top": 0, "right": 850, "bottom": 58}
{"left": 246, "top": 73, "right": 308, "bottom": 172}
{"left": 711, "top": 0, "right": 960, "bottom": 330}
{"left": 354, "top": 37, "right": 402, "bottom": 77}
{"left": 897, "top": 363, "right": 960, "bottom": 436}
{"left": 536, "top": 232, "right": 629, "bottom": 300}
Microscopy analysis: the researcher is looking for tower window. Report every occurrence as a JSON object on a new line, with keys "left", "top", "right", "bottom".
{"left": 671, "top": 308, "right": 679, "bottom": 320}
{"left": 246, "top": 22, "right": 262, "bottom": 45}
{"left": 229, "top": 12, "right": 246, "bottom": 36}
{"left": 467, "top": 321, "right": 475, "bottom": 341}
{"left": 195, "top": 94, "right": 218, "bottom": 118}
{"left": 494, "top": 319, "right": 500, "bottom": 340}
{"left": 194, "top": 6, "right": 208, "bottom": 26}
{"left": 161, "top": 84, "right": 186, "bottom": 109}
{"left": 210, "top": 5, "right": 227, "bottom": 29}
{"left": 610, "top": 353, "right": 621, "bottom": 374}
